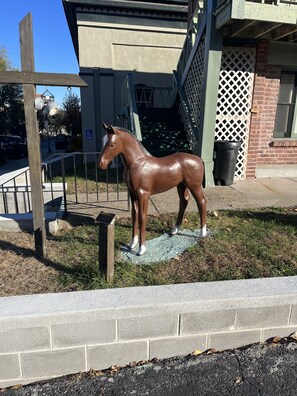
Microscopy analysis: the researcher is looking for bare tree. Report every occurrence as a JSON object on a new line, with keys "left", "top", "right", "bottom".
{"left": 0, "top": 47, "right": 25, "bottom": 136}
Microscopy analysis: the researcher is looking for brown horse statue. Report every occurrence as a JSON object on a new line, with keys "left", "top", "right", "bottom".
{"left": 98, "top": 123, "right": 207, "bottom": 256}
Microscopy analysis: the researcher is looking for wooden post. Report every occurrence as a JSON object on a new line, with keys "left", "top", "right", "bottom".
{"left": 19, "top": 14, "right": 46, "bottom": 257}
{"left": 0, "top": 13, "right": 87, "bottom": 258}
{"left": 96, "top": 212, "right": 116, "bottom": 282}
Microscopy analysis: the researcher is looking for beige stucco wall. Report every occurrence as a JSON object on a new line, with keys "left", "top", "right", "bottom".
{"left": 78, "top": 23, "right": 186, "bottom": 72}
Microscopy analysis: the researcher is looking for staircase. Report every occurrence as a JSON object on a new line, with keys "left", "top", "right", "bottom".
{"left": 138, "top": 107, "right": 191, "bottom": 157}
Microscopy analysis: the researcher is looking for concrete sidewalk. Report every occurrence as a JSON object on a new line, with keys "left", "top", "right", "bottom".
{"left": 66, "top": 177, "right": 297, "bottom": 222}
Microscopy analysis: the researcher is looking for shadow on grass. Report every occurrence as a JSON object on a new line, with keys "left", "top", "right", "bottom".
{"left": 0, "top": 239, "right": 91, "bottom": 278}
{"left": 226, "top": 208, "right": 297, "bottom": 227}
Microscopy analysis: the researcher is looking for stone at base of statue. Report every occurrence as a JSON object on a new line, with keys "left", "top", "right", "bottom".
{"left": 119, "top": 229, "right": 210, "bottom": 265}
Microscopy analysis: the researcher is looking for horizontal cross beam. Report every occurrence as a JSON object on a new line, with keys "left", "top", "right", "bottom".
{"left": 0, "top": 70, "right": 88, "bottom": 87}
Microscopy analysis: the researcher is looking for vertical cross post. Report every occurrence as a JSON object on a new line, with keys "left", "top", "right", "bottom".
{"left": 19, "top": 14, "right": 46, "bottom": 257}
{"left": 96, "top": 212, "right": 116, "bottom": 282}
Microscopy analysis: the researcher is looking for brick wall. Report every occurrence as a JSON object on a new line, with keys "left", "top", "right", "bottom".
{"left": 1, "top": 277, "right": 297, "bottom": 389}
{"left": 247, "top": 41, "right": 297, "bottom": 178}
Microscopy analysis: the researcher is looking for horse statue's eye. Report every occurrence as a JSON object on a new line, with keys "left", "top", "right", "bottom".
{"left": 110, "top": 143, "right": 116, "bottom": 148}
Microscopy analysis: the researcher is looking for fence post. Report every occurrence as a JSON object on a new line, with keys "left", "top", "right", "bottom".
{"left": 96, "top": 212, "right": 116, "bottom": 282}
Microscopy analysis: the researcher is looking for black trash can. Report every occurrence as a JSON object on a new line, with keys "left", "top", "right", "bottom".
{"left": 213, "top": 140, "right": 241, "bottom": 186}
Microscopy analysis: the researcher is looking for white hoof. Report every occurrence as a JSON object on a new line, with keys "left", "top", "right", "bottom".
{"left": 137, "top": 245, "right": 146, "bottom": 256}
{"left": 201, "top": 225, "right": 207, "bottom": 237}
{"left": 171, "top": 226, "right": 179, "bottom": 235}
{"left": 129, "top": 236, "right": 138, "bottom": 250}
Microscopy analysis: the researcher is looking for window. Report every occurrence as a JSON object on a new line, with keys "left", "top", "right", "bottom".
{"left": 274, "top": 71, "right": 297, "bottom": 139}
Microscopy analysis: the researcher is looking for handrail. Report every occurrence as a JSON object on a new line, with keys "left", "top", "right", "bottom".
{"left": 176, "top": 3, "right": 207, "bottom": 83}
{"left": 1, "top": 152, "right": 129, "bottom": 215}
{"left": 216, "top": 0, "right": 297, "bottom": 11}
{"left": 0, "top": 167, "right": 31, "bottom": 188}
{"left": 121, "top": 74, "right": 142, "bottom": 141}
{"left": 0, "top": 167, "right": 31, "bottom": 214}
{"left": 180, "top": 13, "right": 207, "bottom": 88}
{"left": 247, "top": 0, "right": 297, "bottom": 5}
{"left": 173, "top": 71, "right": 199, "bottom": 154}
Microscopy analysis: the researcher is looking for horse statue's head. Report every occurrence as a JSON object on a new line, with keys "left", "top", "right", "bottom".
{"left": 98, "top": 123, "right": 123, "bottom": 170}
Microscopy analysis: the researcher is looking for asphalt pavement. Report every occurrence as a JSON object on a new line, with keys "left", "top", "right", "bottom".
{"left": 2, "top": 338, "right": 297, "bottom": 395}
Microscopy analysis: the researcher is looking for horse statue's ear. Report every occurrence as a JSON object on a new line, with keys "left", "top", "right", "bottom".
{"left": 109, "top": 125, "right": 116, "bottom": 134}
{"left": 102, "top": 123, "right": 117, "bottom": 134}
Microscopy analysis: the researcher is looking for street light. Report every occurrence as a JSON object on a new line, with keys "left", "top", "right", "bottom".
{"left": 34, "top": 90, "right": 58, "bottom": 153}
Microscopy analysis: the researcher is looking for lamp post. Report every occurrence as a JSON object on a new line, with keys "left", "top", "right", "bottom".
{"left": 35, "top": 90, "right": 58, "bottom": 154}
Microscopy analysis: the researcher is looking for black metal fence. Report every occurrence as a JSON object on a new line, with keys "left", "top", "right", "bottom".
{"left": 0, "top": 153, "right": 129, "bottom": 216}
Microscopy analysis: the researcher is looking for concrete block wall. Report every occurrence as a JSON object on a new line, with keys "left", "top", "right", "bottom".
{"left": 1, "top": 276, "right": 297, "bottom": 389}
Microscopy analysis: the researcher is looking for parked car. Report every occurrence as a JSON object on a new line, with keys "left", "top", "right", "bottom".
{"left": 0, "top": 135, "right": 28, "bottom": 159}
{"left": 55, "top": 134, "right": 70, "bottom": 150}
{"left": 0, "top": 135, "right": 10, "bottom": 154}
{"left": 0, "top": 142, "right": 7, "bottom": 164}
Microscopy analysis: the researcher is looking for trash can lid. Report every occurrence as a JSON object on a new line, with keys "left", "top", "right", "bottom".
{"left": 214, "top": 140, "right": 241, "bottom": 150}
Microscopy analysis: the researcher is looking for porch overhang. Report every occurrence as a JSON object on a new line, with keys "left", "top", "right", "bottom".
{"left": 215, "top": 0, "right": 297, "bottom": 42}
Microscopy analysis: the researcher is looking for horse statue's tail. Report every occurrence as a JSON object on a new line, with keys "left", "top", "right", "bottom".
{"left": 202, "top": 160, "right": 206, "bottom": 188}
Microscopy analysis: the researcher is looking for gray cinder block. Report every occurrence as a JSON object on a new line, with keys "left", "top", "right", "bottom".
{"left": 20, "top": 348, "right": 85, "bottom": 378}
{"left": 290, "top": 305, "right": 297, "bottom": 325}
{"left": 262, "top": 326, "right": 297, "bottom": 342}
{"left": 51, "top": 319, "right": 116, "bottom": 348}
{"left": 149, "top": 335, "right": 207, "bottom": 360}
{"left": 87, "top": 341, "right": 148, "bottom": 370}
{"left": 0, "top": 354, "right": 20, "bottom": 381}
{"left": 209, "top": 330, "right": 261, "bottom": 351}
{"left": 118, "top": 315, "right": 178, "bottom": 340}
{"left": 236, "top": 305, "right": 290, "bottom": 329}
{"left": 0, "top": 327, "right": 50, "bottom": 353}
{"left": 180, "top": 310, "right": 236, "bottom": 335}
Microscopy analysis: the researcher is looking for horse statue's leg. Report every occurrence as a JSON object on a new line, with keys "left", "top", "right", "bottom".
{"left": 190, "top": 184, "right": 207, "bottom": 237}
{"left": 137, "top": 191, "right": 150, "bottom": 256}
{"left": 129, "top": 194, "right": 139, "bottom": 250}
{"left": 171, "top": 183, "right": 189, "bottom": 235}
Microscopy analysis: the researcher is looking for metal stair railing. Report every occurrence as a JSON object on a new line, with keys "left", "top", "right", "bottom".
{"left": 121, "top": 73, "right": 142, "bottom": 141}
{"left": 0, "top": 168, "right": 32, "bottom": 214}
{"left": 172, "top": 6, "right": 208, "bottom": 154}
{"left": 43, "top": 152, "right": 129, "bottom": 216}
{"left": 0, "top": 153, "right": 129, "bottom": 216}
{"left": 173, "top": 71, "right": 200, "bottom": 155}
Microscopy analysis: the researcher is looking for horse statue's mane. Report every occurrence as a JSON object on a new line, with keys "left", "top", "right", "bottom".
{"left": 116, "top": 126, "right": 152, "bottom": 157}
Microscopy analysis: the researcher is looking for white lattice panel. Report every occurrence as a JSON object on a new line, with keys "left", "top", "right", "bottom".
{"left": 215, "top": 47, "right": 256, "bottom": 179}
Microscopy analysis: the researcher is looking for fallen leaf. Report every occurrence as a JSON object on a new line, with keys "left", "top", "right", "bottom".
{"left": 271, "top": 336, "right": 282, "bottom": 344}
{"left": 191, "top": 349, "right": 203, "bottom": 356}
{"left": 109, "top": 365, "right": 119, "bottom": 373}
{"left": 206, "top": 348, "right": 217, "bottom": 355}
{"left": 235, "top": 377, "right": 243, "bottom": 384}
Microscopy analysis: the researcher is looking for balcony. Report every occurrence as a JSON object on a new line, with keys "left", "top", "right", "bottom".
{"left": 215, "top": 0, "right": 297, "bottom": 42}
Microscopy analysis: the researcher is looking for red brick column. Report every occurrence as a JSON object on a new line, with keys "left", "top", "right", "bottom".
{"left": 246, "top": 41, "right": 281, "bottom": 178}
{"left": 247, "top": 41, "right": 297, "bottom": 178}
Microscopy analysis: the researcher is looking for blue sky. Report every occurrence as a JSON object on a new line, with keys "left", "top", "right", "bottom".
{"left": 0, "top": 0, "right": 80, "bottom": 106}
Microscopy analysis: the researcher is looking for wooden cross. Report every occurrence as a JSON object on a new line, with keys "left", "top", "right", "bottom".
{"left": 0, "top": 13, "right": 87, "bottom": 257}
